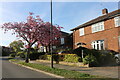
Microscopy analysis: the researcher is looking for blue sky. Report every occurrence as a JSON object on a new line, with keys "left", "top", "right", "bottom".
{"left": 0, "top": 2, "right": 118, "bottom": 46}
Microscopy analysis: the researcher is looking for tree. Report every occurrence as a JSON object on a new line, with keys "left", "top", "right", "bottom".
{"left": 9, "top": 40, "right": 24, "bottom": 53}
{"left": 1, "top": 12, "right": 62, "bottom": 63}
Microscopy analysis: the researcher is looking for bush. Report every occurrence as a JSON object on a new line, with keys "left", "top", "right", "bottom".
{"left": 47, "top": 55, "right": 51, "bottom": 60}
{"left": 63, "top": 54, "right": 81, "bottom": 63}
{"left": 17, "top": 51, "right": 26, "bottom": 58}
{"left": 29, "top": 52, "right": 40, "bottom": 60}
{"left": 47, "top": 54, "right": 64, "bottom": 64}
{"left": 47, "top": 54, "right": 81, "bottom": 63}
{"left": 9, "top": 53, "right": 16, "bottom": 57}
{"left": 83, "top": 54, "right": 98, "bottom": 66}
{"left": 98, "top": 50, "right": 115, "bottom": 65}
{"left": 73, "top": 47, "right": 116, "bottom": 66}
{"left": 39, "top": 54, "right": 47, "bottom": 60}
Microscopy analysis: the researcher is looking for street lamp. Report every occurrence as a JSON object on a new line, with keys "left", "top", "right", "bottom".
{"left": 50, "top": 0, "right": 54, "bottom": 68}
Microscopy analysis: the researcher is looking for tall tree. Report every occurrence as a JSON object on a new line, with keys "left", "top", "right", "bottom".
{"left": 1, "top": 12, "right": 62, "bottom": 63}
{"left": 9, "top": 40, "right": 24, "bottom": 53}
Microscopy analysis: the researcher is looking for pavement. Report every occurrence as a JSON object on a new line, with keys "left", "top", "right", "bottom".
{"left": 30, "top": 60, "right": 120, "bottom": 78}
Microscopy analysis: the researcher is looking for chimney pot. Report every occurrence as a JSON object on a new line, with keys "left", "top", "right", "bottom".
{"left": 102, "top": 8, "right": 108, "bottom": 15}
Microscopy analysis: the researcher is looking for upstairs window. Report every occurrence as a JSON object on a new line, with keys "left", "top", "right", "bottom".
{"left": 92, "top": 21, "right": 104, "bottom": 33}
{"left": 61, "top": 38, "right": 64, "bottom": 44}
{"left": 114, "top": 16, "right": 120, "bottom": 27}
{"left": 79, "top": 28, "right": 84, "bottom": 36}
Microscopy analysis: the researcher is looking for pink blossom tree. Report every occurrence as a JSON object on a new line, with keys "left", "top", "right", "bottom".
{"left": 1, "top": 12, "right": 62, "bottom": 63}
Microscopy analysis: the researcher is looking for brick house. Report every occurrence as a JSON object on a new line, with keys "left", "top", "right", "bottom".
{"left": 71, "top": 9, "right": 120, "bottom": 53}
{"left": 38, "top": 31, "right": 73, "bottom": 52}
{"left": 58, "top": 31, "right": 73, "bottom": 49}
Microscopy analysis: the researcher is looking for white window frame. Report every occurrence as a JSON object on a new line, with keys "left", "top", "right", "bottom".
{"left": 79, "top": 28, "right": 85, "bottom": 36}
{"left": 114, "top": 16, "right": 120, "bottom": 27}
{"left": 92, "top": 21, "right": 104, "bottom": 33}
{"left": 61, "top": 38, "right": 64, "bottom": 44}
{"left": 91, "top": 40, "right": 104, "bottom": 50}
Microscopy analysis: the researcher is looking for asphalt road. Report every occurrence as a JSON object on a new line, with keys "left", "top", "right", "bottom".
{"left": 1, "top": 57, "right": 56, "bottom": 79}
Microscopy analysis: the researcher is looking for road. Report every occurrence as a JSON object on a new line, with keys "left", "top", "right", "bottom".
{"left": 1, "top": 57, "right": 56, "bottom": 79}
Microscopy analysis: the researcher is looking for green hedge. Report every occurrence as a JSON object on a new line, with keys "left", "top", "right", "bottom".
{"left": 63, "top": 54, "right": 81, "bottom": 63}
{"left": 83, "top": 54, "right": 98, "bottom": 66}
{"left": 47, "top": 54, "right": 64, "bottom": 61}
{"left": 17, "top": 51, "right": 26, "bottom": 58}
{"left": 46, "top": 54, "right": 81, "bottom": 63}
{"left": 82, "top": 49, "right": 115, "bottom": 66}
{"left": 39, "top": 54, "right": 47, "bottom": 60}
{"left": 47, "top": 55, "right": 51, "bottom": 60}
{"left": 9, "top": 53, "right": 16, "bottom": 58}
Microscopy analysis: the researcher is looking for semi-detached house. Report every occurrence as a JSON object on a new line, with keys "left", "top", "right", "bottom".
{"left": 71, "top": 9, "right": 120, "bottom": 53}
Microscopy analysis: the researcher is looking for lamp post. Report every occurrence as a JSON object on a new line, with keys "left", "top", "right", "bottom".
{"left": 50, "top": 0, "right": 54, "bottom": 68}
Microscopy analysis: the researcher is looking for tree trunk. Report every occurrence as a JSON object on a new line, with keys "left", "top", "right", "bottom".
{"left": 45, "top": 46, "right": 48, "bottom": 53}
{"left": 48, "top": 45, "right": 51, "bottom": 52}
{"left": 25, "top": 48, "right": 30, "bottom": 63}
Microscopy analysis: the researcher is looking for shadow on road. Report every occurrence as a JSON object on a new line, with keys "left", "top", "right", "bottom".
{"left": 0, "top": 56, "right": 9, "bottom": 60}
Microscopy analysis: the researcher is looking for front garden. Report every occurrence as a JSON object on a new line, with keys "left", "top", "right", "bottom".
{"left": 9, "top": 46, "right": 117, "bottom": 67}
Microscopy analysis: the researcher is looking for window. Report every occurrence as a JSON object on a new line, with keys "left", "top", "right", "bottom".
{"left": 53, "top": 46, "right": 56, "bottom": 49}
{"left": 92, "top": 21, "right": 104, "bottom": 33}
{"left": 79, "top": 28, "right": 84, "bottom": 36}
{"left": 114, "top": 16, "right": 120, "bottom": 27}
{"left": 61, "top": 38, "right": 64, "bottom": 44}
{"left": 91, "top": 40, "right": 104, "bottom": 50}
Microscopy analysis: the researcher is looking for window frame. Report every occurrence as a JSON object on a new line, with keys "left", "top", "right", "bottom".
{"left": 91, "top": 40, "right": 105, "bottom": 50}
{"left": 61, "top": 38, "right": 65, "bottom": 44}
{"left": 92, "top": 21, "right": 104, "bottom": 33}
{"left": 79, "top": 28, "right": 85, "bottom": 36}
{"left": 114, "top": 16, "right": 120, "bottom": 27}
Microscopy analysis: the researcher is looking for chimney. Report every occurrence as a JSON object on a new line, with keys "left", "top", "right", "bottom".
{"left": 102, "top": 8, "right": 108, "bottom": 15}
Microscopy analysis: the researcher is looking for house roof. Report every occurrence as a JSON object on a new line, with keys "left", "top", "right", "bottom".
{"left": 60, "top": 31, "right": 69, "bottom": 35}
{"left": 70, "top": 9, "right": 120, "bottom": 31}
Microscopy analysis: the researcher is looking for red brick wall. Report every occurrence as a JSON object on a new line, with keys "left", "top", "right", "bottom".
{"left": 73, "top": 18, "right": 119, "bottom": 52}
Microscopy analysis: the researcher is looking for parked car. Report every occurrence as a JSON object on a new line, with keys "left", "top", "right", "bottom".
{"left": 58, "top": 51, "right": 71, "bottom": 54}
{"left": 114, "top": 53, "right": 120, "bottom": 65}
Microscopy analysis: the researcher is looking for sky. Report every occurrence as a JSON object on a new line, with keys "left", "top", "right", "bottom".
{"left": 0, "top": 1, "right": 119, "bottom": 46}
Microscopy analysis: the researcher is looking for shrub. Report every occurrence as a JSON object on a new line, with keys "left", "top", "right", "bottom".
{"left": 17, "top": 51, "right": 26, "bottom": 58}
{"left": 39, "top": 54, "right": 47, "bottom": 60}
{"left": 83, "top": 54, "right": 98, "bottom": 66}
{"left": 47, "top": 54, "right": 64, "bottom": 64}
{"left": 63, "top": 54, "right": 81, "bottom": 63}
{"left": 9, "top": 53, "right": 16, "bottom": 57}
{"left": 98, "top": 50, "right": 115, "bottom": 65}
{"left": 47, "top": 55, "right": 51, "bottom": 60}
{"left": 29, "top": 52, "right": 40, "bottom": 60}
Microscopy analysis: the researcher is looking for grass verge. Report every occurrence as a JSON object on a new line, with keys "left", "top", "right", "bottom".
{"left": 18, "top": 62, "right": 95, "bottom": 78}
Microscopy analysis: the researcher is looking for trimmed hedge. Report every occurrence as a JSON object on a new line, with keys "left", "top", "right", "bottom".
{"left": 47, "top": 55, "right": 51, "bottom": 60}
{"left": 39, "top": 54, "right": 47, "bottom": 60}
{"left": 46, "top": 54, "right": 81, "bottom": 63}
{"left": 63, "top": 54, "right": 81, "bottom": 63}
